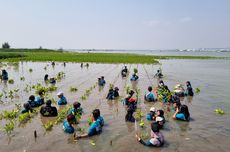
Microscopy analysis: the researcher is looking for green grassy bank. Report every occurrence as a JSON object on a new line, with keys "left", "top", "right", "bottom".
{"left": 0, "top": 48, "right": 226, "bottom": 64}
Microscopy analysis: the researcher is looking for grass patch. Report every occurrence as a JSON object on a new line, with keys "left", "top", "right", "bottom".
{"left": 1, "top": 48, "right": 227, "bottom": 64}
{"left": 0, "top": 52, "right": 26, "bottom": 59}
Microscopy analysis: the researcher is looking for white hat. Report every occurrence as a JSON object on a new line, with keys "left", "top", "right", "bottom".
{"left": 150, "top": 107, "right": 156, "bottom": 112}
{"left": 57, "top": 91, "right": 63, "bottom": 96}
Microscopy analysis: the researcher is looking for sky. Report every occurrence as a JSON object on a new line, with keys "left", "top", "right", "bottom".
{"left": 0, "top": 0, "right": 230, "bottom": 50}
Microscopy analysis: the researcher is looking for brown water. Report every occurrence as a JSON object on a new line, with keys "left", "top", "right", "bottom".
{"left": 0, "top": 60, "right": 230, "bottom": 152}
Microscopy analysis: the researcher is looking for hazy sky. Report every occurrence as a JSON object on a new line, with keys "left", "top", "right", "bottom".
{"left": 0, "top": 0, "right": 229, "bottom": 50}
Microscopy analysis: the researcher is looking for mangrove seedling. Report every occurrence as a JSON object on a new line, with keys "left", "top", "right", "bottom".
{"left": 29, "top": 68, "right": 33, "bottom": 72}
{"left": 8, "top": 79, "right": 14, "bottom": 84}
{"left": 14, "top": 89, "right": 19, "bottom": 93}
{"left": 214, "top": 108, "right": 225, "bottom": 115}
{"left": 43, "top": 121, "right": 53, "bottom": 131}
{"left": 134, "top": 109, "right": 144, "bottom": 120}
{"left": 0, "top": 113, "right": 3, "bottom": 120}
{"left": 109, "top": 83, "right": 114, "bottom": 89}
{"left": 3, "top": 109, "right": 19, "bottom": 119}
{"left": 8, "top": 90, "right": 14, "bottom": 99}
{"left": 18, "top": 112, "right": 35, "bottom": 124}
{"left": 69, "top": 86, "right": 78, "bottom": 92}
{"left": 139, "top": 119, "right": 145, "bottom": 128}
{"left": 133, "top": 68, "right": 138, "bottom": 74}
{"left": 4, "top": 120, "right": 15, "bottom": 135}
{"left": 81, "top": 95, "right": 87, "bottom": 101}
{"left": 56, "top": 72, "right": 65, "bottom": 81}
{"left": 20, "top": 77, "right": 25, "bottom": 81}
{"left": 195, "top": 88, "right": 201, "bottom": 93}
{"left": 0, "top": 92, "right": 3, "bottom": 98}
{"left": 87, "top": 117, "right": 93, "bottom": 126}
{"left": 90, "top": 140, "right": 96, "bottom": 146}
{"left": 125, "top": 85, "right": 130, "bottom": 94}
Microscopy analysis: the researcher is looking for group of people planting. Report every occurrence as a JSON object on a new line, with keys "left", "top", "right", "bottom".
{"left": 15, "top": 64, "right": 194, "bottom": 148}
{"left": 122, "top": 67, "right": 193, "bottom": 147}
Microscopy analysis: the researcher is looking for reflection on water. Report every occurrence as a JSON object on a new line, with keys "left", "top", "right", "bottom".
{"left": 0, "top": 60, "right": 230, "bottom": 152}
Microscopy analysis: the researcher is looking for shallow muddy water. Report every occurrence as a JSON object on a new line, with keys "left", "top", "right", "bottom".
{"left": 0, "top": 60, "right": 230, "bottom": 152}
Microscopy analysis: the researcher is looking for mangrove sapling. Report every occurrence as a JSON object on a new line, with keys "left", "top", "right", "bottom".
{"left": 81, "top": 95, "right": 87, "bottom": 101}
{"left": 214, "top": 108, "right": 225, "bottom": 115}
{"left": 139, "top": 119, "right": 145, "bottom": 128}
{"left": 54, "top": 106, "right": 71, "bottom": 124}
{"left": 3, "top": 109, "right": 19, "bottom": 120}
{"left": 0, "top": 92, "right": 3, "bottom": 102}
{"left": 15, "top": 103, "right": 22, "bottom": 111}
{"left": 69, "top": 86, "right": 78, "bottom": 92}
{"left": 29, "top": 68, "right": 33, "bottom": 72}
{"left": 0, "top": 113, "right": 3, "bottom": 120}
{"left": 140, "top": 132, "right": 149, "bottom": 140}
{"left": 8, "top": 90, "right": 14, "bottom": 99}
{"left": 14, "top": 89, "right": 19, "bottom": 93}
{"left": 90, "top": 140, "right": 96, "bottom": 146}
{"left": 87, "top": 117, "right": 93, "bottom": 126}
{"left": 43, "top": 121, "right": 53, "bottom": 131}
{"left": 134, "top": 109, "right": 144, "bottom": 121}
{"left": 47, "top": 85, "right": 57, "bottom": 92}
{"left": 18, "top": 111, "right": 36, "bottom": 124}
{"left": 109, "top": 83, "right": 114, "bottom": 89}
{"left": 56, "top": 72, "right": 65, "bottom": 81}
{"left": 125, "top": 85, "right": 130, "bottom": 94}
{"left": 195, "top": 88, "right": 201, "bottom": 93}
{"left": 20, "top": 77, "right": 25, "bottom": 81}
{"left": 133, "top": 68, "right": 138, "bottom": 74}
{"left": 8, "top": 79, "right": 14, "bottom": 84}
{"left": 78, "top": 127, "right": 85, "bottom": 134}
{"left": 3, "top": 120, "right": 15, "bottom": 135}
{"left": 0, "top": 92, "right": 3, "bottom": 98}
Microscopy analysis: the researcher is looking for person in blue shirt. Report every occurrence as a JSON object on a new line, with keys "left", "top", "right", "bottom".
{"left": 74, "top": 109, "right": 104, "bottom": 139}
{"left": 1, "top": 69, "right": 8, "bottom": 80}
{"left": 185, "top": 81, "right": 194, "bottom": 96}
{"left": 136, "top": 122, "right": 164, "bottom": 147}
{"left": 173, "top": 104, "right": 190, "bottom": 121}
{"left": 35, "top": 90, "right": 45, "bottom": 106}
{"left": 63, "top": 114, "right": 76, "bottom": 134}
{"left": 98, "top": 76, "right": 106, "bottom": 86}
{"left": 21, "top": 102, "right": 35, "bottom": 114}
{"left": 147, "top": 107, "right": 156, "bottom": 121}
{"left": 28, "top": 95, "right": 37, "bottom": 107}
{"left": 145, "top": 86, "right": 155, "bottom": 102}
{"left": 95, "top": 109, "right": 104, "bottom": 127}
{"left": 68, "top": 102, "right": 83, "bottom": 116}
{"left": 130, "top": 73, "right": 139, "bottom": 81}
{"left": 57, "top": 91, "right": 67, "bottom": 105}
{"left": 68, "top": 102, "right": 83, "bottom": 123}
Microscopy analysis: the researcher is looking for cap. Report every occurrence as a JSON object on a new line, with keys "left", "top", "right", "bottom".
{"left": 150, "top": 107, "right": 156, "bottom": 112}
{"left": 57, "top": 91, "right": 63, "bottom": 96}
